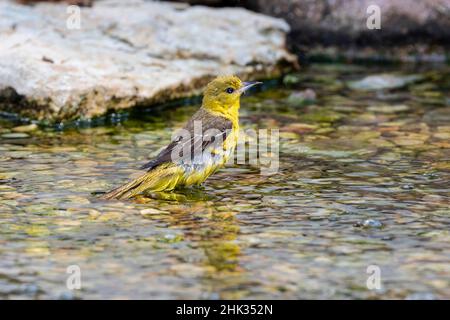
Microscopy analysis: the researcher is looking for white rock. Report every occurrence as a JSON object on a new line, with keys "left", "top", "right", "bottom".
{"left": 347, "top": 73, "right": 422, "bottom": 91}
{"left": 0, "top": 0, "right": 296, "bottom": 121}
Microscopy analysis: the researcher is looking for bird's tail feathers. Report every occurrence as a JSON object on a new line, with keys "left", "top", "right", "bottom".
{"left": 100, "top": 164, "right": 183, "bottom": 200}
{"left": 100, "top": 172, "right": 149, "bottom": 200}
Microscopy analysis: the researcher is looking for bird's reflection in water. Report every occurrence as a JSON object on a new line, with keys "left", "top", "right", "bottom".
{"left": 134, "top": 189, "right": 241, "bottom": 273}
{"left": 141, "top": 186, "right": 216, "bottom": 202}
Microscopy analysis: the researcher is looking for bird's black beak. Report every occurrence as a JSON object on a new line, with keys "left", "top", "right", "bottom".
{"left": 239, "top": 81, "right": 262, "bottom": 94}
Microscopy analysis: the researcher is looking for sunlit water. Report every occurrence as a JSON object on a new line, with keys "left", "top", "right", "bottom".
{"left": 0, "top": 63, "right": 449, "bottom": 299}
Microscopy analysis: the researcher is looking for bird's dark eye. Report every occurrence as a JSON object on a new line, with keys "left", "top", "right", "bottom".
{"left": 225, "top": 87, "right": 234, "bottom": 94}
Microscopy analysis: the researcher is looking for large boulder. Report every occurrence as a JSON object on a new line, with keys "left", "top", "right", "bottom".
{"left": 244, "top": 0, "right": 450, "bottom": 61}
{"left": 0, "top": 0, "right": 297, "bottom": 121}
{"left": 168, "top": 0, "right": 450, "bottom": 61}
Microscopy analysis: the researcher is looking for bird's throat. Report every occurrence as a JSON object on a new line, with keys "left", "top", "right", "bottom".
{"left": 203, "top": 100, "right": 240, "bottom": 128}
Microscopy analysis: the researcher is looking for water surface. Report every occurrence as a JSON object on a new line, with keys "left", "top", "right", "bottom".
{"left": 0, "top": 63, "right": 449, "bottom": 299}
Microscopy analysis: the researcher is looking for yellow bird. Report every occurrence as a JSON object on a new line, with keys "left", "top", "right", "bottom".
{"left": 102, "top": 75, "right": 261, "bottom": 200}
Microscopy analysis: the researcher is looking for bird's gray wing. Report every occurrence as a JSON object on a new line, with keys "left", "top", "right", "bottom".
{"left": 140, "top": 108, "right": 233, "bottom": 171}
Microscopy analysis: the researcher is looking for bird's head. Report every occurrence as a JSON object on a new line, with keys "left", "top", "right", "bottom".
{"left": 202, "top": 75, "right": 261, "bottom": 114}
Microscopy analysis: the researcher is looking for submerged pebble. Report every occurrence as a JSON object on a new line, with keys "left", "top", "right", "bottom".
{"left": 1, "top": 132, "right": 29, "bottom": 139}
{"left": 355, "top": 219, "right": 384, "bottom": 229}
{"left": 368, "top": 104, "right": 410, "bottom": 113}
{"left": 348, "top": 73, "right": 422, "bottom": 91}
{"left": 405, "top": 292, "right": 436, "bottom": 300}
{"left": 140, "top": 208, "right": 168, "bottom": 215}
{"left": 12, "top": 124, "right": 38, "bottom": 133}
{"left": 287, "top": 89, "right": 317, "bottom": 106}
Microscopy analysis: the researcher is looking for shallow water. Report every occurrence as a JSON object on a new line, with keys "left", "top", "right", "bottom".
{"left": 0, "top": 63, "right": 449, "bottom": 299}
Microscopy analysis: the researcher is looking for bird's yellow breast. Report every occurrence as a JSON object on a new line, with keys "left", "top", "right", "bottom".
{"left": 181, "top": 125, "right": 239, "bottom": 186}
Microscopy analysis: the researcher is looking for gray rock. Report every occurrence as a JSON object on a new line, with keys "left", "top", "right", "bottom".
{"left": 286, "top": 89, "right": 316, "bottom": 106}
{"left": 0, "top": 0, "right": 297, "bottom": 121}
{"left": 367, "top": 104, "right": 410, "bottom": 113}
{"left": 362, "top": 219, "right": 383, "bottom": 228}
{"left": 1, "top": 132, "right": 30, "bottom": 139}
{"left": 244, "top": 0, "right": 450, "bottom": 62}
{"left": 348, "top": 74, "right": 422, "bottom": 91}
{"left": 405, "top": 292, "right": 436, "bottom": 300}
